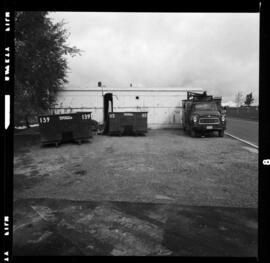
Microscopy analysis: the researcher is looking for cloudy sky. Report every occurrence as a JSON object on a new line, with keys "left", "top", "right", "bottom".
{"left": 49, "top": 12, "right": 259, "bottom": 105}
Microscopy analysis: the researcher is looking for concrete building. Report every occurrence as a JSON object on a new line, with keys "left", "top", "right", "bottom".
{"left": 54, "top": 86, "right": 203, "bottom": 129}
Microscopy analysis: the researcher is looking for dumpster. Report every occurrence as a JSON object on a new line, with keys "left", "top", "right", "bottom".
{"left": 38, "top": 112, "right": 92, "bottom": 146}
{"left": 108, "top": 112, "right": 148, "bottom": 136}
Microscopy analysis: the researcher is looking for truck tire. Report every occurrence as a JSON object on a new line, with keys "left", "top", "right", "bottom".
{"left": 218, "top": 130, "right": 224, "bottom": 137}
{"left": 190, "top": 129, "right": 197, "bottom": 137}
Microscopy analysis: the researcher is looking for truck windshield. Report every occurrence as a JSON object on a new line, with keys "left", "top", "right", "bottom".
{"left": 194, "top": 103, "right": 217, "bottom": 111}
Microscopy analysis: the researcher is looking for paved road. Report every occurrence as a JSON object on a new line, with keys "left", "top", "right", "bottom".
{"left": 13, "top": 198, "right": 257, "bottom": 256}
{"left": 226, "top": 117, "right": 258, "bottom": 147}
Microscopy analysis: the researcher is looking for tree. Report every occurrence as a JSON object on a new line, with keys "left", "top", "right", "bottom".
{"left": 14, "top": 12, "right": 81, "bottom": 126}
{"left": 234, "top": 91, "right": 244, "bottom": 107}
{"left": 244, "top": 92, "right": 254, "bottom": 106}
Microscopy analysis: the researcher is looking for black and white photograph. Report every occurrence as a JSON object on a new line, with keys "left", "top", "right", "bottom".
{"left": 10, "top": 10, "right": 260, "bottom": 257}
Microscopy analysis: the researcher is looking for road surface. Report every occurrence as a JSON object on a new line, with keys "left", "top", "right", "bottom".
{"left": 13, "top": 199, "right": 257, "bottom": 256}
{"left": 226, "top": 117, "right": 258, "bottom": 147}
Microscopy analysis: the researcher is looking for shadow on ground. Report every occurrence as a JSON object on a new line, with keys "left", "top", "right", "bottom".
{"left": 13, "top": 198, "right": 257, "bottom": 257}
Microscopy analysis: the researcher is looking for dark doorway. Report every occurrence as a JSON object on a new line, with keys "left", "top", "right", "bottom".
{"left": 103, "top": 93, "right": 113, "bottom": 134}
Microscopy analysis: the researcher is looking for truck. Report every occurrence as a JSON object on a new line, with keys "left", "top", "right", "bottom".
{"left": 182, "top": 91, "right": 226, "bottom": 137}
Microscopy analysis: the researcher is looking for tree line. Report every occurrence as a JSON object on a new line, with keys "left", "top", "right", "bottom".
{"left": 234, "top": 91, "right": 255, "bottom": 107}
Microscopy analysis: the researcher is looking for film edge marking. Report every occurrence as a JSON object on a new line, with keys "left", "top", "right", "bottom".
{"left": 5, "top": 95, "right": 10, "bottom": 130}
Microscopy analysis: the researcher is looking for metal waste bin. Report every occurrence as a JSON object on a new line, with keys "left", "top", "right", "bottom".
{"left": 108, "top": 112, "right": 147, "bottom": 135}
{"left": 38, "top": 112, "right": 92, "bottom": 146}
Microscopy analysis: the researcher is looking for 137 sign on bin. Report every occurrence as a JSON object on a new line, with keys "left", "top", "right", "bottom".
{"left": 82, "top": 113, "right": 91, "bottom": 120}
{"left": 38, "top": 112, "right": 92, "bottom": 146}
{"left": 39, "top": 116, "right": 50, "bottom": 123}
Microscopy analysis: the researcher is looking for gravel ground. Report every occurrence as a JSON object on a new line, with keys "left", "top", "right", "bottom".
{"left": 14, "top": 129, "right": 258, "bottom": 208}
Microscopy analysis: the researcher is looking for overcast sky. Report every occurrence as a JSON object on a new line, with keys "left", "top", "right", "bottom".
{"left": 49, "top": 12, "right": 259, "bottom": 105}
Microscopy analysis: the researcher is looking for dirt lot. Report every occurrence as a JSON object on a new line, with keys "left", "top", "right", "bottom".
{"left": 13, "top": 128, "right": 258, "bottom": 256}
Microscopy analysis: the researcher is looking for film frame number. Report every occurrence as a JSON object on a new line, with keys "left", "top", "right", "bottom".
{"left": 263, "top": 159, "right": 270, "bottom": 165}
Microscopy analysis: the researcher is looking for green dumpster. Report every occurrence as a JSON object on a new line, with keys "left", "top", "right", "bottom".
{"left": 38, "top": 112, "right": 92, "bottom": 146}
{"left": 108, "top": 112, "right": 147, "bottom": 136}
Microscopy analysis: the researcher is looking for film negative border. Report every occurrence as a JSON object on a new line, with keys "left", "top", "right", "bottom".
{"left": 2, "top": 1, "right": 269, "bottom": 263}
{"left": 3, "top": 10, "right": 14, "bottom": 263}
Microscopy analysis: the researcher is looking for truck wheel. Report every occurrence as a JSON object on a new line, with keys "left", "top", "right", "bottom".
{"left": 218, "top": 130, "right": 224, "bottom": 137}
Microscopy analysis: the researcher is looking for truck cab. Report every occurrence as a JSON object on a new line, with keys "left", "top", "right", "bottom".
{"left": 182, "top": 91, "right": 226, "bottom": 137}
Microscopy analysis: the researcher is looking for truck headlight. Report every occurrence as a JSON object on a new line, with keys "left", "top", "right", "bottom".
{"left": 221, "top": 115, "right": 226, "bottom": 122}
{"left": 192, "top": 115, "right": 198, "bottom": 123}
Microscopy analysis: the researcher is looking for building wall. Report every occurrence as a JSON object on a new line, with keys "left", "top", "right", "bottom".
{"left": 54, "top": 87, "right": 203, "bottom": 128}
